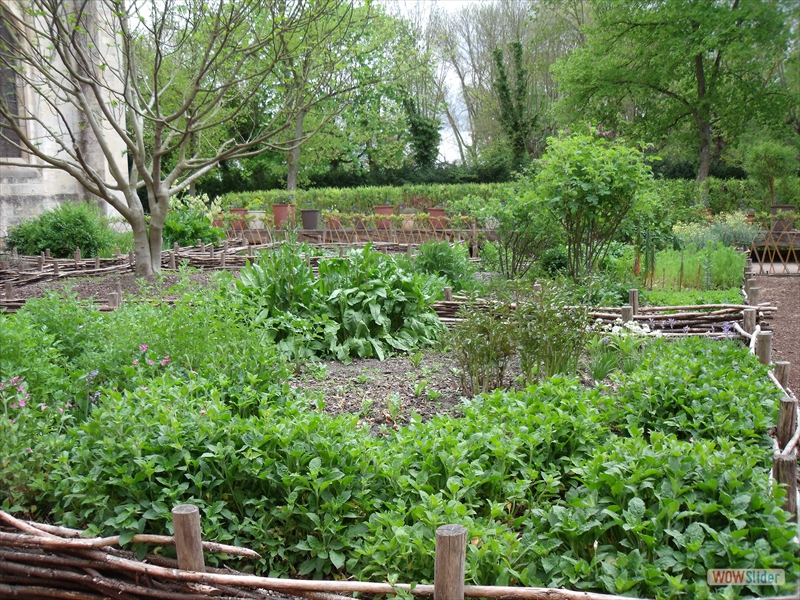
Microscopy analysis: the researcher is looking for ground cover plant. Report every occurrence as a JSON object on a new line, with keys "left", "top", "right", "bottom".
{"left": 1, "top": 270, "right": 796, "bottom": 599}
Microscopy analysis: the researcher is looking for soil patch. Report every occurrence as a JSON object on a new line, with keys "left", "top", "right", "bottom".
{"left": 756, "top": 276, "right": 800, "bottom": 395}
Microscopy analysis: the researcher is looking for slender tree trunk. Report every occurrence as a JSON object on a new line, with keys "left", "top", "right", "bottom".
{"left": 130, "top": 213, "right": 154, "bottom": 278}
{"left": 696, "top": 118, "right": 712, "bottom": 183}
{"left": 286, "top": 110, "right": 306, "bottom": 192}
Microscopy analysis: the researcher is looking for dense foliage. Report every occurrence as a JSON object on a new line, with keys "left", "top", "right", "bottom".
{"left": 6, "top": 202, "right": 118, "bottom": 258}
{"left": 232, "top": 242, "right": 443, "bottom": 362}
{"left": 1, "top": 288, "right": 794, "bottom": 599}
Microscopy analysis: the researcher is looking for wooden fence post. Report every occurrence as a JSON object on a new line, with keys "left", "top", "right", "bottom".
{"left": 174, "top": 242, "right": 179, "bottom": 253}
{"left": 773, "top": 454, "right": 797, "bottom": 522}
{"left": 628, "top": 289, "right": 639, "bottom": 315}
{"left": 196, "top": 239, "right": 203, "bottom": 248}
{"left": 108, "top": 292, "right": 119, "bottom": 309}
{"left": 4, "top": 281, "right": 13, "bottom": 300}
{"left": 128, "top": 251, "right": 134, "bottom": 267}
{"left": 45, "top": 248, "right": 51, "bottom": 259}
{"left": 777, "top": 396, "right": 797, "bottom": 450}
{"left": 169, "top": 252, "right": 176, "bottom": 270}
{"left": 756, "top": 331, "right": 772, "bottom": 365}
{"left": 434, "top": 524, "right": 467, "bottom": 600}
{"left": 747, "top": 286, "right": 760, "bottom": 307}
{"left": 38, "top": 254, "right": 45, "bottom": 271}
{"left": 743, "top": 308, "right": 756, "bottom": 334}
{"left": 52, "top": 260, "right": 59, "bottom": 275}
{"left": 621, "top": 305, "right": 633, "bottom": 324}
{"left": 443, "top": 287, "right": 453, "bottom": 302}
{"left": 745, "top": 277, "right": 756, "bottom": 294}
{"left": 774, "top": 362, "right": 790, "bottom": 389}
{"left": 172, "top": 504, "right": 206, "bottom": 572}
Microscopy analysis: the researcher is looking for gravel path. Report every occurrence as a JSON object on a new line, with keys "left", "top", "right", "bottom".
{"left": 756, "top": 276, "right": 800, "bottom": 395}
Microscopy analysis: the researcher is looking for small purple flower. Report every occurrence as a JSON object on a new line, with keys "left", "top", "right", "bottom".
{"left": 668, "top": 318, "right": 676, "bottom": 330}
{"left": 721, "top": 322, "right": 732, "bottom": 335}
{"left": 88, "top": 369, "right": 99, "bottom": 381}
{"left": 601, "top": 337, "right": 611, "bottom": 344}
{"left": 91, "top": 391, "right": 101, "bottom": 402}
{"left": 683, "top": 326, "right": 690, "bottom": 334}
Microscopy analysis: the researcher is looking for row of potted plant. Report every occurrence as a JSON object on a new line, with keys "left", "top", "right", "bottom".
{"left": 215, "top": 204, "right": 465, "bottom": 231}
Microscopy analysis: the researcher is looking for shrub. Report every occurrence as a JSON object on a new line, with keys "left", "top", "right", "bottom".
{"left": 674, "top": 212, "right": 759, "bottom": 249}
{"left": 162, "top": 209, "right": 224, "bottom": 248}
{"left": 6, "top": 202, "right": 117, "bottom": 257}
{"left": 412, "top": 241, "right": 476, "bottom": 293}
{"left": 535, "top": 134, "right": 654, "bottom": 279}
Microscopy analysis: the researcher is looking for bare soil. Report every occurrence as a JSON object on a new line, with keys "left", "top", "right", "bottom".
{"left": 756, "top": 276, "right": 800, "bottom": 395}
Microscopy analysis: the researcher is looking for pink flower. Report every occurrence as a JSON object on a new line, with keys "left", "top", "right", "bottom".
{"left": 18, "top": 400, "right": 26, "bottom": 408}
{"left": 10, "top": 402, "right": 17, "bottom": 409}
{"left": 40, "top": 405, "right": 47, "bottom": 411}
{"left": 26, "top": 447, "right": 31, "bottom": 452}
{"left": 140, "top": 387, "right": 148, "bottom": 391}
{"left": 9, "top": 418, "right": 15, "bottom": 424}
{"left": 199, "top": 410, "right": 207, "bottom": 415}
{"left": 161, "top": 356, "right": 170, "bottom": 366}
{"left": 132, "top": 359, "right": 139, "bottom": 366}
{"left": 66, "top": 402, "right": 73, "bottom": 408}
{"left": 190, "top": 370, "right": 198, "bottom": 375}
{"left": 147, "top": 360, "right": 154, "bottom": 366}
{"left": 17, "top": 386, "right": 24, "bottom": 392}
{"left": 59, "top": 407, "right": 64, "bottom": 414}
{"left": 139, "top": 345, "right": 148, "bottom": 352}
{"left": 25, "top": 394, "right": 30, "bottom": 399}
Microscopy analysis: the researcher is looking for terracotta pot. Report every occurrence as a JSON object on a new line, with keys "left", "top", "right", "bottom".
{"left": 301, "top": 209, "right": 319, "bottom": 230}
{"left": 229, "top": 208, "right": 248, "bottom": 230}
{"left": 429, "top": 208, "right": 447, "bottom": 231}
{"left": 327, "top": 216, "right": 342, "bottom": 229}
{"left": 402, "top": 216, "right": 415, "bottom": 232}
{"left": 272, "top": 204, "right": 295, "bottom": 228}
{"left": 374, "top": 205, "right": 394, "bottom": 230}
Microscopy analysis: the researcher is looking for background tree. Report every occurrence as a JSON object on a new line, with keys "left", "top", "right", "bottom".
{"left": 555, "top": 0, "right": 792, "bottom": 182}
{"left": 493, "top": 40, "right": 536, "bottom": 169}
{"left": 0, "top": 0, "right": 364, "bottom": 276}
{"left": 744, "top": 140, "right": 799, "bottom": 205}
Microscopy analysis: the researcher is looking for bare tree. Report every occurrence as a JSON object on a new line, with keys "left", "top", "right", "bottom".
{"left": 0, "top": 0, "right": 361, "bottom": 276}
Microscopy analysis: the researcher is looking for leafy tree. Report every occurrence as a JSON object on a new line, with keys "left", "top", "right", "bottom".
{"left": 402, "top": 96, "right": 441, "bottom": 170}
{"left": 0, "top": 0, "right": 367, "bottom": 277}
{"left": 493, "top": 41, "right": 536, "bottom": 169}
{"left": 535, "top": 132, "right": 654, "bottom": 280}
{"left": 555, "top": 0, "right": 792, "bottom": 183}
{"left": 744, "top": 140, "right": 799, "bottom": 205}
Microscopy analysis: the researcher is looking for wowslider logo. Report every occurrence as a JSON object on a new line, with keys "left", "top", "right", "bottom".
{"left": 707, "top": 569, "right": 785, "bottom": 586}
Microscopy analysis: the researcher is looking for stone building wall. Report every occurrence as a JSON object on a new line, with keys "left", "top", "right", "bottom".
{"left": 0, "top": 0, "right": 126, "bottom": 237}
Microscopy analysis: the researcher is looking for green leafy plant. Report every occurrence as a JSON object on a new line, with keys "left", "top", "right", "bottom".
{"left": 6, "top": 202, "right": 117, "bottom": 258}
{"left": 412, "top": 241, "right": 476, "bottom": 293}
{"left": 535, "top": 133, "right": 655, "bottom": 280}
{"left": 162, "top": 209, "right": 225, "bottom": 248}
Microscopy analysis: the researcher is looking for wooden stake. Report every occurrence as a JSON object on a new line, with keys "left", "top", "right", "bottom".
{"left": 38, "top": 254, "right": 44, "bottom": 271}
{"left": 174, "top": 242, "right": 179, "bottom": 252}
{"left": 745, "top": 277, "right": 756, "bottom": 294}
{"left": 197, "top": 239, "right": 203, "bottom": 248}
{"left": 0, "top": 260, "right": 6, "bottom": 270}
{"left": 407, "top": 243, "right": 412, "bottom": 256}
{"left": 777, "top": 396, "right": 797, "bottom": 451}
{"left": 172, "top": 504, "right": 206, "bottom": 573}
{"left": 443, "top": 287, "right": 453, "bottom": 302}
{"left": 756, "top": 330, "right": 772, "bottom": 365}
{"left": 128, "top": 251, "right": 134, "bottom": 267}
{"left": 220, "top": 252, "right": 226, "bottom": 268}
{"left": 45, "top": 248, "right": 51, "bottom": 259}
{"left": 53, "top": 261, "right": 59, "bottom": 275}
{"left": 774, "top": 361, "right": 790, "bottom": 389}
{"left": 434, "top": 524, "right": 467, "bottom": 600}
{"left": 4, "top": 282, "right": 13, "bottom": 300}
{"left": 94, "top": 256, "right": 100, "bottom": 269}
{"left": 621, "top": 305, "right": 633, "bottom": 323}
{"left": 108, "top": 292, "right": 119, "bottom": 309}
{"left": 75, "top": 247, "right": 81, "bottom": 262}
{"left": 248, "top": 245, "right": 253, "bottom": 258}
{"left": 773, "top": 454, "right": 797, "bottom": 521}
{"left": 116, "top": 283, "right": 123, "bottom": 299}
{"left": 743, "top": 307, "right": 756, "bottom": 334}
{"left": 628, "top": 289, "right": 639, "bottom": 315}
{"left": 115, "top": 247, "right": 120, "bottom": 259}
{"left": 169, "top": 252, "right": 176, "bottom": 270}
{"left": 747, "top": 286, "right": 760, "bottom": 306}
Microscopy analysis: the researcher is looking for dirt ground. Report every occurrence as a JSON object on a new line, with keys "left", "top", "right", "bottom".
{"left": 756, "top": 276, "right": 800, "bottom": 395}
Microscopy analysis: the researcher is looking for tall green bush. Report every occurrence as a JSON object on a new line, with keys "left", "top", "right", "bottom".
{"left": 6, "top": 202, "right": 117, "bottom": 258}
{"left": 535, "top": 134, "right": 654, "bottom": 279}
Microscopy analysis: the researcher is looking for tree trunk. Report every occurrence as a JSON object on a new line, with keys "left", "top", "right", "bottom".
{"left": 130, "top": 215, "right": 155, "bottom": 278}
{"left": 286, "top": 110, "right": 306, "bottom": 192}
{"left": 696, "top": 118, "right": 712, "bottom": 183}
